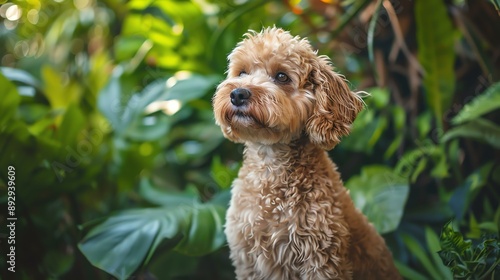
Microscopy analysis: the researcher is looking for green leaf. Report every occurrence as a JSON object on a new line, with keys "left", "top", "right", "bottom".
{"left": 402, "top": 233, "right": 443, "bottom": 280}
{"left": 439, "top": 221, "right": 472, "bottom": 258}
{"left": 492, "top": 0, "right": 500, "bottom": 13}
{"left": 410, "top": 157, "right": 427, "bottom": 183}
{"left": 367, "top": 0, "right": 384, "bottom": 64}
{"left": 437, "top": 221, "right": 500, "bottom": 278}
{"left": 79, "top": 208, "right": 185, "bottom": 279}
{"left": 42, "top": 66, "right": 82, "bottom": 110}
{"left": 175, "top": 204, "right": 226, "bottom": 256}
{"left": 448, "top": 163, "right": 493, "bottom": 222}
{"left": 417, "top": 111, "right": 433, "bottom": 139}
{"left": 114, "top": 35, "right": 148, "bottom": 62}
{"left": 425, "top": 227, "right": 454, "bottom": 279}
{"left": 415, "top": 0, "right": 456, "bottom": 122}
{"left": 54, "top": 104, "right": 85, "bottom": 146}
{"left": 442, "top": 118, "right": 500, "bottom": 149}
{"left": 162, "top": 74, "right": 220, "bottom": 103}
{"left": 452, "top": 82, "right": 500, "bottom": 125}
{"left": 138, "top": 178, "right": 199, "bottom": 206}
{"left": 346, "top": 165, "right": 409, "bottom": 233}
{"left": 394, "top": 260, "right": 428, "bottom": 280}
{"left": 79, "top": 204, "right": 226, "bottom": 280}
{"left": 124, "top": 113, "right": 171, "bottom": 141}
{"left": 0, "top": 72, "right": 21, "bottom": 128}
{"left": 367, "top": 87, "right": 390, "bottom": 108}
{"left": 0, "top": 67, "right": 42, "bottom": 91}
{"left": 97, "top": 66, "right": 138, "bottom": 134}
{"left": 210, "top": 156, "right": 240, "bottom": 190}
{"left": 430, "top": 152, "right": 449, "bottom": 178}
{"left": 343, "top": 111, "right": 385, "bottom": 153}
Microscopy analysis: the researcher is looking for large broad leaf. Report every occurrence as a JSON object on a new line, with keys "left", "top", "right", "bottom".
{"left": 79, "top": 204, "right": 226, "bottom": 280}
{"left": 345, "top": 165, "right": 409, "bottom": 234}
{"left": 452, "top": 82, "right": 500, "bottom": 125}
{"left": 415, "top": 0, "right": 456, "bottom": 122}
{"left": 442, "top": 117, "right": 500, "bottom": 149}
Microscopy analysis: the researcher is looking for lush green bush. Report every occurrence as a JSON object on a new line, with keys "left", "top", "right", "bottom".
{"left": 0, "top": 0, "right": 499, "bottom": 279}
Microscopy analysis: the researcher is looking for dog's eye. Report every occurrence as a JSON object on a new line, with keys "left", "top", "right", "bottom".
{"left": 239, "top": 71, "right": 247, "bottom": 76}
{"left": 275, "top": 72, "right": 290, "bottom": 83}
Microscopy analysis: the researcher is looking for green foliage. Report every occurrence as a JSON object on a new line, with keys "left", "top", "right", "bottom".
{"left": 439, "top": 221, "right": 500, "bottom": 279}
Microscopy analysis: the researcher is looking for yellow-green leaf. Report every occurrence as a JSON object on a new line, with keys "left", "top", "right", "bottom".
{"left": 415, "top": 0, "right": 457, "bottom": 124}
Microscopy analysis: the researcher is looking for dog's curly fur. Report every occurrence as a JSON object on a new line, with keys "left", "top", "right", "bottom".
{"left": 213, "top": 27, "right": 400, "bottom": 279}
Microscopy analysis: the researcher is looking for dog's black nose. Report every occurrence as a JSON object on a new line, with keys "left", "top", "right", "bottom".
{"left": 230, "top": 88, "right": 251, "bottom": 107}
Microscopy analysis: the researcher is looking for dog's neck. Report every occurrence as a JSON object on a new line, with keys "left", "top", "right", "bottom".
{"left": 240, "top": 136, "right": 336, "bottom": 196}
{"left": 243, "top": 136, "right": 327, "bottom": 167}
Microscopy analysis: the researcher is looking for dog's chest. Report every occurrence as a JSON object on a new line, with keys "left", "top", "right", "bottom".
{"left": 228, "top": 160, "right": 330, "bottom": 259}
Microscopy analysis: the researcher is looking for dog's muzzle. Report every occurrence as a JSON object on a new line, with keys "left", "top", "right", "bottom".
{"left": 230, "top": 88, "right": 251, "bottom": 107}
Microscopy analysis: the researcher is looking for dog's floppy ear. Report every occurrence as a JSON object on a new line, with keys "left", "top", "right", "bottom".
{"left": 306, "top": 56, "right": 363, "bottom": 150}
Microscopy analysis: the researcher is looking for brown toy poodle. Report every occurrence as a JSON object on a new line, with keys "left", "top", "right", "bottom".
{"left": 213, "top": 27, "right": 400, "bottom": 280}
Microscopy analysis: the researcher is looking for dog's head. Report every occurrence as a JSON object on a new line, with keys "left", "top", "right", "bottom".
{"left": 212, "top": 27, "right": 363, "bottom": 150}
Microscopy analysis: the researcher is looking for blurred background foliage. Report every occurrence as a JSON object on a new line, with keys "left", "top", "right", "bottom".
{"left": 0, "top": 0, "right": 499, "bottom": 279}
